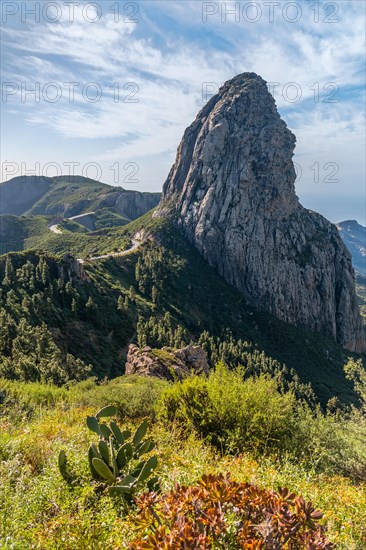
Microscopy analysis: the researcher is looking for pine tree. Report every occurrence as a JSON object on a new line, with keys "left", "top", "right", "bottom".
{"left": 65, "top": 281, "right": 74, "bottom": 296}
{"left": 135, "top": 258, "right": 142, "bottom": 282}
{"left": 151, "top": 284, "right": 158, "bottom": 306}
{"left": 21, "top": 296, "right": 30, "bottom": 312}
{"left": 164, "top": 312, "right": 172, "bottom": 328}
{"left": 117, "top": 295, "right": 125, "bottom": 311}
{"left": 138, "top": 277, "right": 146, "bottom": 294}
{"left": 37, "top": 257, "right": 50, "bottom": 286}
{"left": 2, "top": 258, "right": 14, "bottom": 286}
{"left": 137, "top": 317, "right": 147, "bottom": 347}
{"left": 6, "top": 289, "right": 18, "bottom": 311}
{"left": 71, "top": 298, "right": 78, "bottom": 318}
{"left": 64, "top": 354, "right": 92, "bottom": 382}
{"left": 129, "top": 285, "right": 136, "bottom": 303}
{"left": 86, "top": 296, "right": 97, "bottom": 321}
{"left": 86, "top": 296, "right": 94, "bottom": 310}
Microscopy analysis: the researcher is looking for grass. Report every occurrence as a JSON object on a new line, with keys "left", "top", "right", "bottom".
{"left": 0, "top": 377, "right": 365, "bottom": 549}
{"left": 92, "top": 208, "right": 130, "bottom": 230}
{"left": 59, "top": 219, "right": 89, "bottom": 234}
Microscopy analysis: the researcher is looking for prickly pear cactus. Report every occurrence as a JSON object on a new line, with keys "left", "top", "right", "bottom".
{"left": 58, "top": 405, "right": 159, "bottom": 506}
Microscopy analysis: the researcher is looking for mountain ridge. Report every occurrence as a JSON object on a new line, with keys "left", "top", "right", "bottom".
{"left": 0, "top": 175, "right": 161, "bottom": 224}
{"left": 0, "top": 214, "right": 361, "bottom": 405}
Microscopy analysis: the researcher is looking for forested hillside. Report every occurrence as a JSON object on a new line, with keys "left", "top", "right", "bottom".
{"left": 0, "top": 214, "right": 361, "bottom": 405}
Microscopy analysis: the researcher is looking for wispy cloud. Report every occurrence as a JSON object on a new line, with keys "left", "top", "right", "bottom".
{"left": 1, "top": 0, "right": 365, "bottom": 221}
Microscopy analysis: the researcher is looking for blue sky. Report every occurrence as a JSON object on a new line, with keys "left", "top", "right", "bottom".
{"left": 1, "top": 0, "right": 365, "bottom": 223}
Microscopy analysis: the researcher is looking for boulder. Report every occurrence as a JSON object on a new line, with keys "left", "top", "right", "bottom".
{"left": 125, "top": 344, "right": 209, "bottom": 381}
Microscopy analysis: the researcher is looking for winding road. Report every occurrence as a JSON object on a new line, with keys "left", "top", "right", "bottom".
{"left": 49, "top": 214, "right": 142, "bottom": 263}
{"left": 49, "top": 211, "right": 96, "bottom": 235}
{"left": 77, "top": 240, "right": 140, "bottom": 264}
{"left": 69, "top": 211, "right": 95, "bottom": 221}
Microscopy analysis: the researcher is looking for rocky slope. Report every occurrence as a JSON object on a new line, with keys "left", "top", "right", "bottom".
{"left": 0, "top": 175, "right": 161, "bottom": 222}
{"left": 158, "top": 72, "right": 365, "bottom": 352}
{"left": 337, "top": 220, "right": 366, "bottom": 277}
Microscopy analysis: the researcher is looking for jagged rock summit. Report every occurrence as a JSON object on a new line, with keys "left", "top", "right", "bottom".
{"left": 158, "top": 73, "right": 365, "bottom": 352}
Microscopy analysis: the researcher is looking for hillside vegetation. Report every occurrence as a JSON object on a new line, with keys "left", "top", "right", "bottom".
{"left": 1, "top": 205, "right": 366, "bottom": 549}
{"left": 0, "top": 364, "right": 365, "bottom": 548}
{"left": 0, "top": 214, "right": 362, "bottom": 404}
{"left": 0, "top": 175, "right": 161, "bottom": 258}
{"left": 0, "top": 175, "right": 161, "bottom": 218}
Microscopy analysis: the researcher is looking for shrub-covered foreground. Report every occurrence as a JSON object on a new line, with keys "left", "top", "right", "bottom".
{"left": 0, "top": 365, "right": 366, "bottom": 548}
{"left": 158, "top": 361, "right": 366, "bottom": 481}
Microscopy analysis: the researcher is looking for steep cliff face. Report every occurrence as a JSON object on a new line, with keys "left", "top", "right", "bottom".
{"left": 104, "top": 190, "right": 161, "bottom": 220}
{"left": 159, "top": 73, "right": 365, "bottom": 352}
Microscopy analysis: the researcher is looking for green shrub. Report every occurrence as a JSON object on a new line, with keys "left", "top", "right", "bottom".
{"left": 0, "top": 377, "right": 68, "bottom": 408}
{"left": 0, "top": 375, "right": 169, "bottom": 422}
{"left": 299, "top": 358, "right": 366, "bottom": 481}
{"left": 345, "top": 358, "right": 366, "bottom": 407}
{"left": 75, "top": 375, "right": 169, "bottom": 419}
{"left": 158, "top": 361, "right": 366, "bottom": 482}
{"left": 158, "top": 362, "right": 297, "bottom": 454}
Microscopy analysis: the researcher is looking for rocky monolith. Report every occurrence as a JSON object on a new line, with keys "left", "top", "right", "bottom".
{"left": 158, "top": 73, "right": 365, "bottom": 352}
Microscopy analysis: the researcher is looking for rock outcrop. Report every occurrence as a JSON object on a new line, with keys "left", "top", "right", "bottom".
{"left": 60, "top": 254, "right": 90, "bottom": 283}
{"left": 125, "top": 344, "right": 209, "bottom": 380}
{"left": 158, "top": 73, "right": 365, "bottom": 352}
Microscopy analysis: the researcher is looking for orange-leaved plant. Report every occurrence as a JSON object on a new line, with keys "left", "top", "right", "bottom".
{"left": 129, "top": 473, "right": 333, "bottom": 549}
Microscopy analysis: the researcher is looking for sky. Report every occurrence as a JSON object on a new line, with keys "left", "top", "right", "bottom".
{"left": 1, "top": 0, "right": 365, "bottom": 224}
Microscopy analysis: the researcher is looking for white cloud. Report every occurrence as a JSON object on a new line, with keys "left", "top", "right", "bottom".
{"left": 1, "top": 0, "right": 365, "bottom": 220}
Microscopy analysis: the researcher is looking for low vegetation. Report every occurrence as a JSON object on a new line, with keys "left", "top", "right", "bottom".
{"left": 130, "top": 474, "right": 334, "bottom": 548}
{"left": 1, "top": 212, "right": 365, "bottom": 548}
{"left": 59, "top": 406, "right": 159, "bottom": 510}
{"left": 0, "top": 359, "right": 365, "bottom": 548}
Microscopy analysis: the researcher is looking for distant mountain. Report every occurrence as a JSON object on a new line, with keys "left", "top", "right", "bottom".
{"left": 0, "top": 175, "right": 161, "bottom": 254}
{"left": 337, "top": 220, "right": 366, "bottom": 277}
{"left": 0, "top": 175, "right": 161, "bottom": 225}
